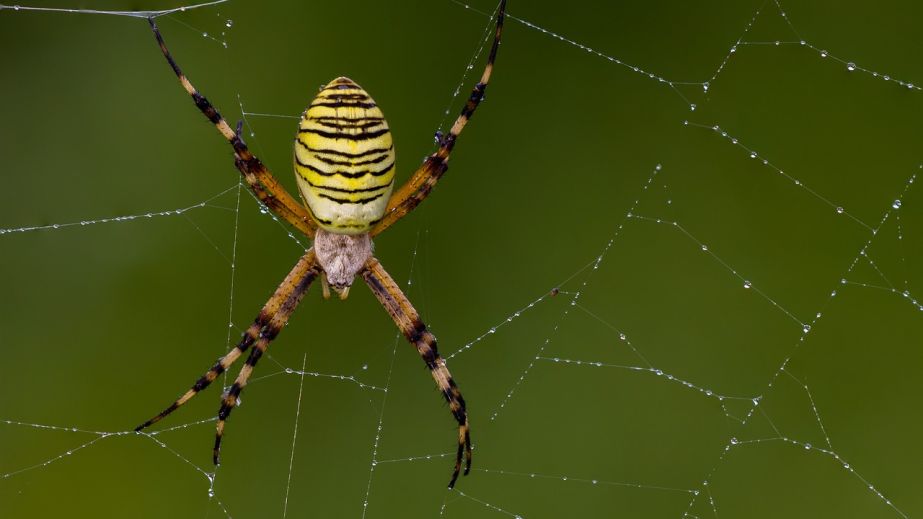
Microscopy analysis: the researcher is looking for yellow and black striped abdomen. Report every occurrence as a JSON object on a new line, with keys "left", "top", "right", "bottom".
{"left": 294, "top": 77, "right": 395, "bottom": 234}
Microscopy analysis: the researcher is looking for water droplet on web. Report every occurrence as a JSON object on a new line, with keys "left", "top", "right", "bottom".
{"left": 804, "top": 443, "right": 812, "bottom": 450}
{"left": 820, "top": 49, "right": 828, "bottom": 58}
{"left": 730, "top": 46, "right": 737, "bottom": 53}
{"left": 836, "top": 206, "right": 844, "bottom": 214}
{"left": 730, "top": 437, "right": 739, "bottom": 445}
{"left": 802, "top": 324, "right": 812, "bottom": 333}
{"left": 702, "top": 82, "right": 710, "bottom": 92}
{"left": 749, "top": 151, "right": 758, "bottom": 159}
{"left": 689, "top": 104, "right": 696, "bottom": 111}
{"left": 847, "top": 62, "right": 856, "bottom": 71}
{"left": 883, "top": 75, "right": 891, "bottom": 81}
{"left": 701, "top": 244, "right": 708, "bottom": 251}
{"left": 892, "top": 199, "right": 902, "bottom": 209}
{"left": 13, "top": 5, "right": 20, "bottom": 10}
{"left": 743, "top": 280, "right": 752, "bottom": 289}
{"left": 225, "top": 19, "right": 233, "bottom": 28}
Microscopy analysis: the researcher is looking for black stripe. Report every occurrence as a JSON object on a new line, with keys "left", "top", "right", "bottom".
{"left": 318, "top": 93, "right": 372, "bottom": 101}
{"left": 297, "top": 158, "right": 395, "bottom": 179}
{"left": 306, "top": 119, "right": 385, "bottom": 131}
{"left": 309, "top": 116, "right": 384, "bottom": 123}
{"left": 318, "top": 192, "right": 386, "bottom": 205}
{"left": 334, "top": 222, "right": 370, "bottom": 229}
{"left": 324, "top": 83, "right": 360, "bottom": 92}
{"left": 312, "top": 152, "right": 391, "bottom": 167}
{"left": 307, "top": 178, "right": 393, "bottom": 194}
{"left": 303, "top": 203, "right": 332, "bottom": 225}
{"left": 298, "top": 127, "right": 390, "bottom": 141}
{"left": 310, "top": 101, "right": 377, "bottom": 109}
{"left": 296, "top": 139, "right": 393, "bottom": 158}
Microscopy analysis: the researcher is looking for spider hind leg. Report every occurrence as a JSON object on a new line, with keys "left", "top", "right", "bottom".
{"left": 361, "top": 257, "right": 472, "bottom": 487}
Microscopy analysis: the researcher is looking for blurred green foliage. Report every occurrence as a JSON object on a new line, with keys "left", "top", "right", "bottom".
{"left": 1, "top": 1, "right": 921, "bottom": 517}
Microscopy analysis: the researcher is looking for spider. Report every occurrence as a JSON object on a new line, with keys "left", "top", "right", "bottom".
{"left": 135, "top": 1, "right": 506, "bottom": 488}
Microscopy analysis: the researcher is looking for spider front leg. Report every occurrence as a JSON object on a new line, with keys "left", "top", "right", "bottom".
{"left": 147, "top": 17, "right": 316, "bottom": 239}
{"left": 136, "top": 250, "right": 320, "bottom": 465}
{"left": 370, "top": 0, "right": 506, "bottom": 237}
{"left": 361, "top": 258, "right": 471, "bottom": 488}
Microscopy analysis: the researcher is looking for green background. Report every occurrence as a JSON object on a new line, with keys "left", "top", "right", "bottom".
{"left": 1, "top": 0, "right": 921, "bottom": 517}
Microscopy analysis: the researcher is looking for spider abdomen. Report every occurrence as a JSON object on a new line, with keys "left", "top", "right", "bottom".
{"left": 294, "top": 77, "right": 395, "bottom": 235}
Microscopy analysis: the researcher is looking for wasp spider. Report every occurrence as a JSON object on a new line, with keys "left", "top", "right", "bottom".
{"left": 135, "top": 1, "right": 506, "bottom": 488}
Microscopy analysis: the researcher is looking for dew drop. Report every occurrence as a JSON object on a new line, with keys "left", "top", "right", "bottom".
{"left": 820, "top": 49, "right": 828, "bottom": 58}
{"left": 730, "top": 46, "right": 737, "bottom": 53}
{"left": 892, "top": 199, "right": 902, "bottom": 209}
{"left": 689, "top": 104, "right": 697, "bottom": 111}
{"left": 804, "top": 443, "right": 812, "bottom": 450}
{"left": 743, "top": 280, "right": 752, "bottom": 289}
{"left": 749, "top": 151, "right": 758, "bottom": 159}
{"left": 847, "top": 62, "right": 856, "bottom": 71}
{"left": 836, "top": 206, "right": 844, "bottom": 214}
{"left": 701, "top": 244, "right": 708, "bottom": 251}
{"left": 225, "top": 19, "right": 233, "bottom": 28}
{"left": 730, "top": 437, "right": 739, "bottom": 445}
{"left": 702, "top": 82, "right": 710, "bottom": 92}
{"left": 803, "top": 324, "right": 812, "bottom": 333}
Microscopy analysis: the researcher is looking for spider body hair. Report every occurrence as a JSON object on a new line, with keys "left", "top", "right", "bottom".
{"left": 313, "top": 229, "right": 373, "bottom": 293}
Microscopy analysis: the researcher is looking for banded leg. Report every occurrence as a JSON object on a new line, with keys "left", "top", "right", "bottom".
{"left": 370, "top": 0, "right": 506, "bottom": 237}
{"left": 135, "top": 249, "right": 317, "bottom": 433}
{"left": 361, "top": 257, "right": 471, "bottom": 488}
{"left": 213, "top": 260, "right": 320, "bottom": 464}
{"left": 147, "top": 17, "right": 316, "bottom": 238}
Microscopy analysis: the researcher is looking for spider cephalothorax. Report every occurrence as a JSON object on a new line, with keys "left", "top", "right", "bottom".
{"left": 313, "top": 229, "right": 372, "bottom": 298}
{"left": 137, "top": 0, "right": 505, "bottom": 488}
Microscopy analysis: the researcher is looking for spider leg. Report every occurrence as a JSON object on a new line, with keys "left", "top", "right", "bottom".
{"left": 361, "top": 257, "right": 471, "bottom": 488}
{"left": 370, "top": 0, "right": 506, "bottom": 237}
{"left": 213, "top": 256, "right": 320, "bottom": 464}
{"left": 135, "top": 250, "right": 318, "bottom": 433}
{"left": 147, "top": 17, "right": 316, "bottom": 239}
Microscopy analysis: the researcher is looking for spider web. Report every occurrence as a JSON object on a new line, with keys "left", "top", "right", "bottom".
{"left": 1, "top": 0, "right": 921, "bottom": 518}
